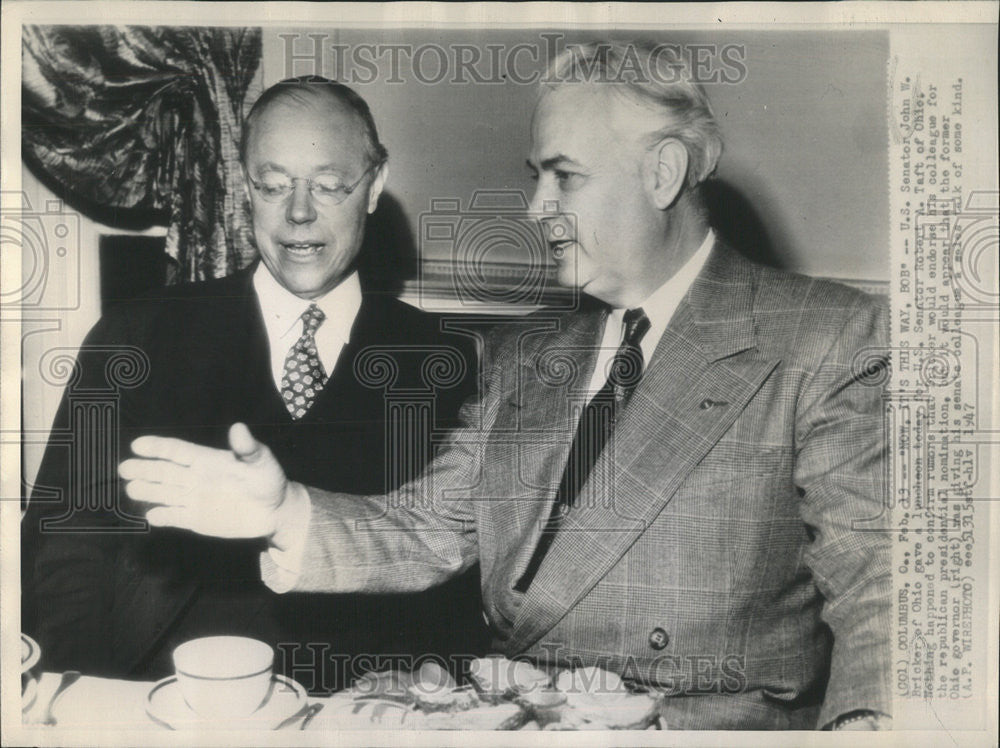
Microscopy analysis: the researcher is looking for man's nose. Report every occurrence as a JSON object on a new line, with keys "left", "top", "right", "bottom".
{"left": 527, "top": 183, "right": 548, "bottom": 215}
{"left": 528, "top": 183, "right": 564, "bottom": 222}
{"left": 286, "top": 181, "right": 317, "bottom": 224}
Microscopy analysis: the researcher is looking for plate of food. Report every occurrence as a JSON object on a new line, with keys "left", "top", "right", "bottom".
{"left": 319, "top": 660, "right": 530, "bottom": 730}
{"left": 318, "top": 657, "right": 662, "bottom": 730}
{"left": 470, "top": 658, "right": 662, "bottom": 730}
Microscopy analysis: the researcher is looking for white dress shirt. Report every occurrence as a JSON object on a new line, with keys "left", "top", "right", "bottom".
{"left": 252, "top": 263, "right": 362, "bottom": 392}
{"left": 254, "top": 264, "right": 362, "bottom": 587}
{"left": 586, "top": 229, "right": 715, "bottom": 395}
{"left": 263, "top": 231, "right": 717, "bottom": 591}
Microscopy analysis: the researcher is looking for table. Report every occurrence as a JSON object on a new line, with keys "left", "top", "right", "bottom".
{"left": 22, "top": 671, "right": 376, "bottom": 732}
{"left": 22, "top": 671, "right": 664, "bottom": 733}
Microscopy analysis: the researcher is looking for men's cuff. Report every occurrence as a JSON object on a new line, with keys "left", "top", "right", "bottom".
{"left": 259, "top": 481, "right": 311, "bottom": 593}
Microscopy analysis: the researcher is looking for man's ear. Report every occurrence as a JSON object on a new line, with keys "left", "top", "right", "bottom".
{"left": 651, "top": 138, "right": 688, "bottom": 210}
{"left": 367, "top": 162, "right": 389, "bottom": 214}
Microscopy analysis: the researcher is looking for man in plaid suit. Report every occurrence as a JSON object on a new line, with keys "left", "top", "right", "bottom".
{"left": 122, "top": 42, "right": 892, "bottom": 730}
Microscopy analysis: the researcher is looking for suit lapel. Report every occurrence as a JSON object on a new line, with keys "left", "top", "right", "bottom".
{"left": 240, "top": 268, "right": 382, "bottom": 424}
{"left": 303, "top": 294, "right": 399, "bottom": 425}
{"left": 316, "top": 294, "right": 380, "bottom": 404}
{"left": 237, "top": 269, "right": 389, "bottom": 424}
{"left": 240, "top": 275, "right": 292, "bottom": 421}
{"left": 492, "top": 309, "right": 606, "bottom": 591}
{"left": 505, "top": 244, "right": 781, "bottom": 654}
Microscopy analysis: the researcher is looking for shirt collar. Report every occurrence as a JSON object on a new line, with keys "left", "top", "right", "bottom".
{"left": 608, "top": 228, "right": 716, "bottom": 348}
{"left": 252, "top": 263, "right": 362, "bottom": 345}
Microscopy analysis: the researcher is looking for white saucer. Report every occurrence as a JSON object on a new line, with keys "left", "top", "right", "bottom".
{"left": 21, "top": 634, "right": 41, "bottom": 673}
{"left": 145, "top": 674, "right": 307, "bottom": 730}
{"left": 22, "top": 676, "right": 38, "bottom": 714}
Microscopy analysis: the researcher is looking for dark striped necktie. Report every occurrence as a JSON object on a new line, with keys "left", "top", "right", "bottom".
{"left": 515, "top": 307, "right": 651, "bottom": 592}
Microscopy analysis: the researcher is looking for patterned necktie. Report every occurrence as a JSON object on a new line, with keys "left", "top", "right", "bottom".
{"left": 516, "top": 308, "right": 651, "bottom": 592}
{"left": 280, "top": 304, "right": 328, "bottom": 420}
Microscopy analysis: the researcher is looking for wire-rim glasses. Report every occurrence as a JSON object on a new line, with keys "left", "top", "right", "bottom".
{"left": 248, "top": 162, "right": 380, "bottom": 206}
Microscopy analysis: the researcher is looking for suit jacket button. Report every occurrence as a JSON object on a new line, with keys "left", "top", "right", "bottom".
{"left": 648, "top": 627, "right": 669, "bottom": 650}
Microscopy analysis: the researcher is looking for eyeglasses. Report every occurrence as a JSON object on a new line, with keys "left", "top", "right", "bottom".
{"left": 248, "top": 163, "right": 379, "bottom": 206}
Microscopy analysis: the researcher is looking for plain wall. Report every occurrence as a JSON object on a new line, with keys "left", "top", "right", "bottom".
{"left": 262, "top": 29, "right": 890, "bottom": 283}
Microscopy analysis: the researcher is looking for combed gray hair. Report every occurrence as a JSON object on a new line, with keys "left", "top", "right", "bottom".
{"left": 541, "top": 41, "right": 723, "bottom": 187}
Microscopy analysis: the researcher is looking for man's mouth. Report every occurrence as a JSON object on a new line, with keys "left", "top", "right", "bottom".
{"left": 281, "top": 242, "right": 324, "bottom": 257}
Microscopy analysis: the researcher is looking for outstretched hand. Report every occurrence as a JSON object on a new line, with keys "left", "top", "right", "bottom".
{"left": 120, "top": 423, "right": 293, "bottom": 539}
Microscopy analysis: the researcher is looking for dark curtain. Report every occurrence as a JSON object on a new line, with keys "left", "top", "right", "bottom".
{"left": 22, "top": 25, "right": 262, "bottom": 282}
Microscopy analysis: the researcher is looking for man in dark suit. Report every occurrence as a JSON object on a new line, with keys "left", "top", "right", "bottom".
{"left": 121, "top": 43, "right": 892, "bottom": 729}
{"left": 22, "top": 77, "right": 487, "bottom": 692}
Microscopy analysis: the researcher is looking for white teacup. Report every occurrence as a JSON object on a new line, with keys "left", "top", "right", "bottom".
{"left": 172, "top": 636, "right": 274, "bottom": 719}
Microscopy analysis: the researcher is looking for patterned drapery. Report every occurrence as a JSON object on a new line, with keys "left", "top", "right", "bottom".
{"left": 22, "top": 25, "right": 262, "bottom": 282}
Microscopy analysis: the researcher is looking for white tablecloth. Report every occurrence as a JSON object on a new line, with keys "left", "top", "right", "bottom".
{"left": 21, "top": 671, "right": 664, "bottom": 736}
{"left": 21, "top": 671, "right": 369, "bottom": 732}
